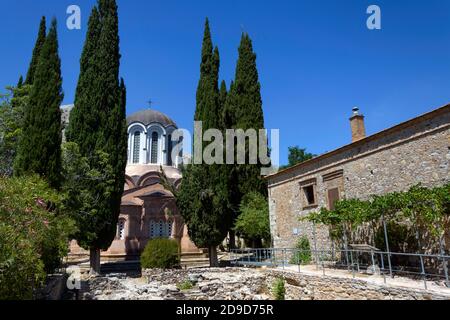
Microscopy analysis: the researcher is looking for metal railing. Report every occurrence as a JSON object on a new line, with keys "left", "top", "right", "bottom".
{"left": 229, "top": 248, "right": 450, "bottom": 291}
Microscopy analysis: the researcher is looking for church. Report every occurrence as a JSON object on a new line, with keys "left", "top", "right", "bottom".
{"left": 66, "top": 106, "right": 202, "bottom": 261}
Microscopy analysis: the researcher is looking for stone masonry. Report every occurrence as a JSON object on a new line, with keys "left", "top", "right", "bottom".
{"left": 267, "top": 104, "right": 450, "bottom": 250}
{"left": 71, "top": 268, "right": 450, "bottom": 300}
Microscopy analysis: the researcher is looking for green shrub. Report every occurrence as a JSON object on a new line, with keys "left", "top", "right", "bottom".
{"left": 235, "top": 192, "right": 271, "bottom": 248}
{"left": 271, "top": 277, "right": 285, "bottom": 300}
{"left": 0, "top": 175, "right": 76, "bottom": 299}
{"left": 141, "top": 238, "right": 180, "bottom": 269}
{"left": 177, "top": 279, "right": 194, "bottom": 291}
{"left": 289, "top": 236, "right": 312, "bottom": 265}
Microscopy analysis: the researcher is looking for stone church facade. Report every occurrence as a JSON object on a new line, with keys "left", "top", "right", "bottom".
{"left": 266, "top": 104, "right": 450, "bottom": 250}
{"left": 66, "top": 107, "right": 201, "bottom": 261}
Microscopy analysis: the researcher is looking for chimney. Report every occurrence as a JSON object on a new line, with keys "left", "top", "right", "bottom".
{"left": 350, "top": 107, "right": 366, "bottom": 142}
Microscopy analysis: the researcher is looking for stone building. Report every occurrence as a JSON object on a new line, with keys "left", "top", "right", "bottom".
{"left": 266, "top": 104, "right": 450, "bottom": 250}
{"left": 68, "top": 107, "right": 201, "bottom": 261}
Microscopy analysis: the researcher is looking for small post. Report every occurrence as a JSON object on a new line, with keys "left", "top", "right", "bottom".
{"left": 313, "top": 223, "right": 319, "bottom": 271}
{"left": 343, "top": 225, "right": 350, "bottom": 271}
{"left": 282, "top": 249, "right": 286, "bottom": 270}
{"left": 419, "top": 255, "right": 427, "bottom": 290}
{"left": 332, "top": 241, "right": 336, "bottom": 262}
{"left": 356, "top": 251, "right": 360, "bottom": 273}
{"left": 370, "top": 250, "right": 375, "bottom": 272}
{"left": 322, "top": 252, "right": 326, "bottom": 276}
{"left": 380, "top": 252, "right": 386, "bottom": 284}
{"left": 349, "top": 249, "right": 355, "bottom": 274}
{"left": 297, "top": 249, "right": 301, "bottom": 273}
{"left": 439, "top": 236, "right": 449, "bottom": 287}
{"left": 382, "top": 215, "right": 393, "bottom": 278}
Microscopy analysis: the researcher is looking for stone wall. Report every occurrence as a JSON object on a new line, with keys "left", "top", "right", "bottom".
{"left": 81, "top": 268, "right": 271, "bottom": 300}
{"left": 75, "top": 268, "right": 450, "bottom": 300}
{"left": 266, "top": 270, "right": 450, "bottom": 300}
{"left": 268, "top": 105, "right": 450, "bottom": 250}
{"left": 35, "top": 274, "right": 68, "bottom": 300}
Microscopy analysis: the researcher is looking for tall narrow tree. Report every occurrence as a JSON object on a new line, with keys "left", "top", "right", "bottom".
{"left": 224, "top": 33, "right": 267, "bottom": 248}
{"left": 65, "top": 0, "right": 126, "bottom": 274}
{"left": 66, "top": 7, "right": 100, "bottom": 147}
{"left": 25, "top": 17, "right": 46, "bottom": 85}
{"left": 176, "top": 19, "right": 230, "bottom": 266}
{"left": 14, "top": 18, "right": 63, "bottom": 188}
{"left": 17, "top": 76, "right": 23, "bottom": 88}
{"left": 219, "top": 80, "right": 227, "bottom": 114}
{"left": 4, "top": 18, "right": 46, "bottom": 176}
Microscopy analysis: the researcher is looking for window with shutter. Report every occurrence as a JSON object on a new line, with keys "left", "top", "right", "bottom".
{"left": 327, "top": 188, "right": 340, "bottom": 210}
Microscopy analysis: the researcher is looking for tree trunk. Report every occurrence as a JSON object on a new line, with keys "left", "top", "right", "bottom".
{"left": 89, "top": 248, "right": 101, "bottom": 275}
{"left": 252, "top": 238, "right": 263, "bottom": 249}
{"left": 208, "top": 246, "right": 219, "bottom": 267}
{"left": 229, "top": 230, "right": 236, "bottom": 250}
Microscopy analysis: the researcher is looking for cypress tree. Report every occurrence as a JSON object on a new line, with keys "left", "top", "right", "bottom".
{"left": 14, "top": 18, "right": 63, "bottom": 189}
{"left": 66, "top": 7, "right": 100, "bottom": 147}
{"left": 224, "top": 33, "right": 267, "bottom": 248}
{"left": 65, "top": 0, "right": 126, "bottom": 274}
{"left": 194, "top": 18, "right": 215, "bottom": 125}
{"left": 234, "top": 33, "right": 266, "bottom": 196}
{"left": 25, "top": 17, "right": 46, "bottom": 85}
{"left": 17, "top": 76, "right": 23, "bottom": 88}
{"left": 176, "top": 19, "right": 230, "bottom": 266}
{"left": 219, "top": 80, "right": 227, "bottom": 111}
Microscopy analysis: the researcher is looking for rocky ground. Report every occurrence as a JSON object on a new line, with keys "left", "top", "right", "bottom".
{"left": 63, "top": 266, "right": 450, "bottom": 300}
{"left": 77, "top": 268, "right": 272, "bottom": 300}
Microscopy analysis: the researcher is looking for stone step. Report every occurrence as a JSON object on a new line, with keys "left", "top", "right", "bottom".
{"left": 100, "top": 261, "right": 141, "bottom": 274}
{"left": 181, "top": 252, "right": 209, "bottom": 259}
{"left": 181, "top": 261, "right": 210, "bottom": 269}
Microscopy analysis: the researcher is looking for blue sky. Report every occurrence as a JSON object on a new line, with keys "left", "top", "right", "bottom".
{"left": 1, "top": 0, "right": 450, "bottom": 165}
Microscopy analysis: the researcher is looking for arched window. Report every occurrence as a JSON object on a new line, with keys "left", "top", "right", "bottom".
{"left": 158, "top": 220, "right": 164, "bottom": 236}
{"left": 133, "top": 132, "right": 141, "bottom": 164}
{"left": 151, "top": 132, "right": 159, "bottom": 164}
{"left": 167, "top": 219, "right": 173, "bottom": 238}
{"left": 118, "top": 220, "right": 125, "bottom": 240}
{"left": 149, "top": 221, "right": 156, "bottom": 238}
{"left": 167, "top": 134, "right": 173, "bottom": 166}
{"left": 149, "top": 220, "right": 173, "bottom": 238}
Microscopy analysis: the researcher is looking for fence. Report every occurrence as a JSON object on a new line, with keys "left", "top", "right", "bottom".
{"left": 230, "top": 248, "right": 450, "bottom": 291}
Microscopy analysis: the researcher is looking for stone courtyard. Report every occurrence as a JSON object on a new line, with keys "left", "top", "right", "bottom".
{"left": 72, "top": 268, "right": 271, "bottom": 301}
{"left": 65, "top": 267, "right": 450, "bottom": 301}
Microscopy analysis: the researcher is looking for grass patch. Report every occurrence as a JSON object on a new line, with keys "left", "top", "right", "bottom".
{"left": 271, "top": 277, "right": 286, "bottom": 300}
{"left": 177, "top": 279, "right": 194, "bottom": 291}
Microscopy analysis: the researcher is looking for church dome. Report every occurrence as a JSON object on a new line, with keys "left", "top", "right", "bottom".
{"left": 127, "top": 109, "right": 177, "bottom": 128}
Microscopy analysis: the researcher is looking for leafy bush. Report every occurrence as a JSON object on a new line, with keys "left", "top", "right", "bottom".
{"left": 271, "top": 277, "right": 285, "bottom": 300}
{"left": 289, "top": 236, "right": 312, "bottom": 265}
{"left": 0, "top": 85, "right": 29, "bottom": 177}
{"left": 62, "top": 142, "right": 117, "bottom": 250}
{"left": 0, "top": 175, "right": 76, "bottom": 299}
{"left": 141, "top": 238, "right": 180, "bottom": 269}
{"left": 304, "top": 183, "right": 450, "bottom": 253}
{"left": 177, "top": 279, "right": 194, "bottom": 291}
{"left": 235, "top": 192, "right": 271, "bottom": 248}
